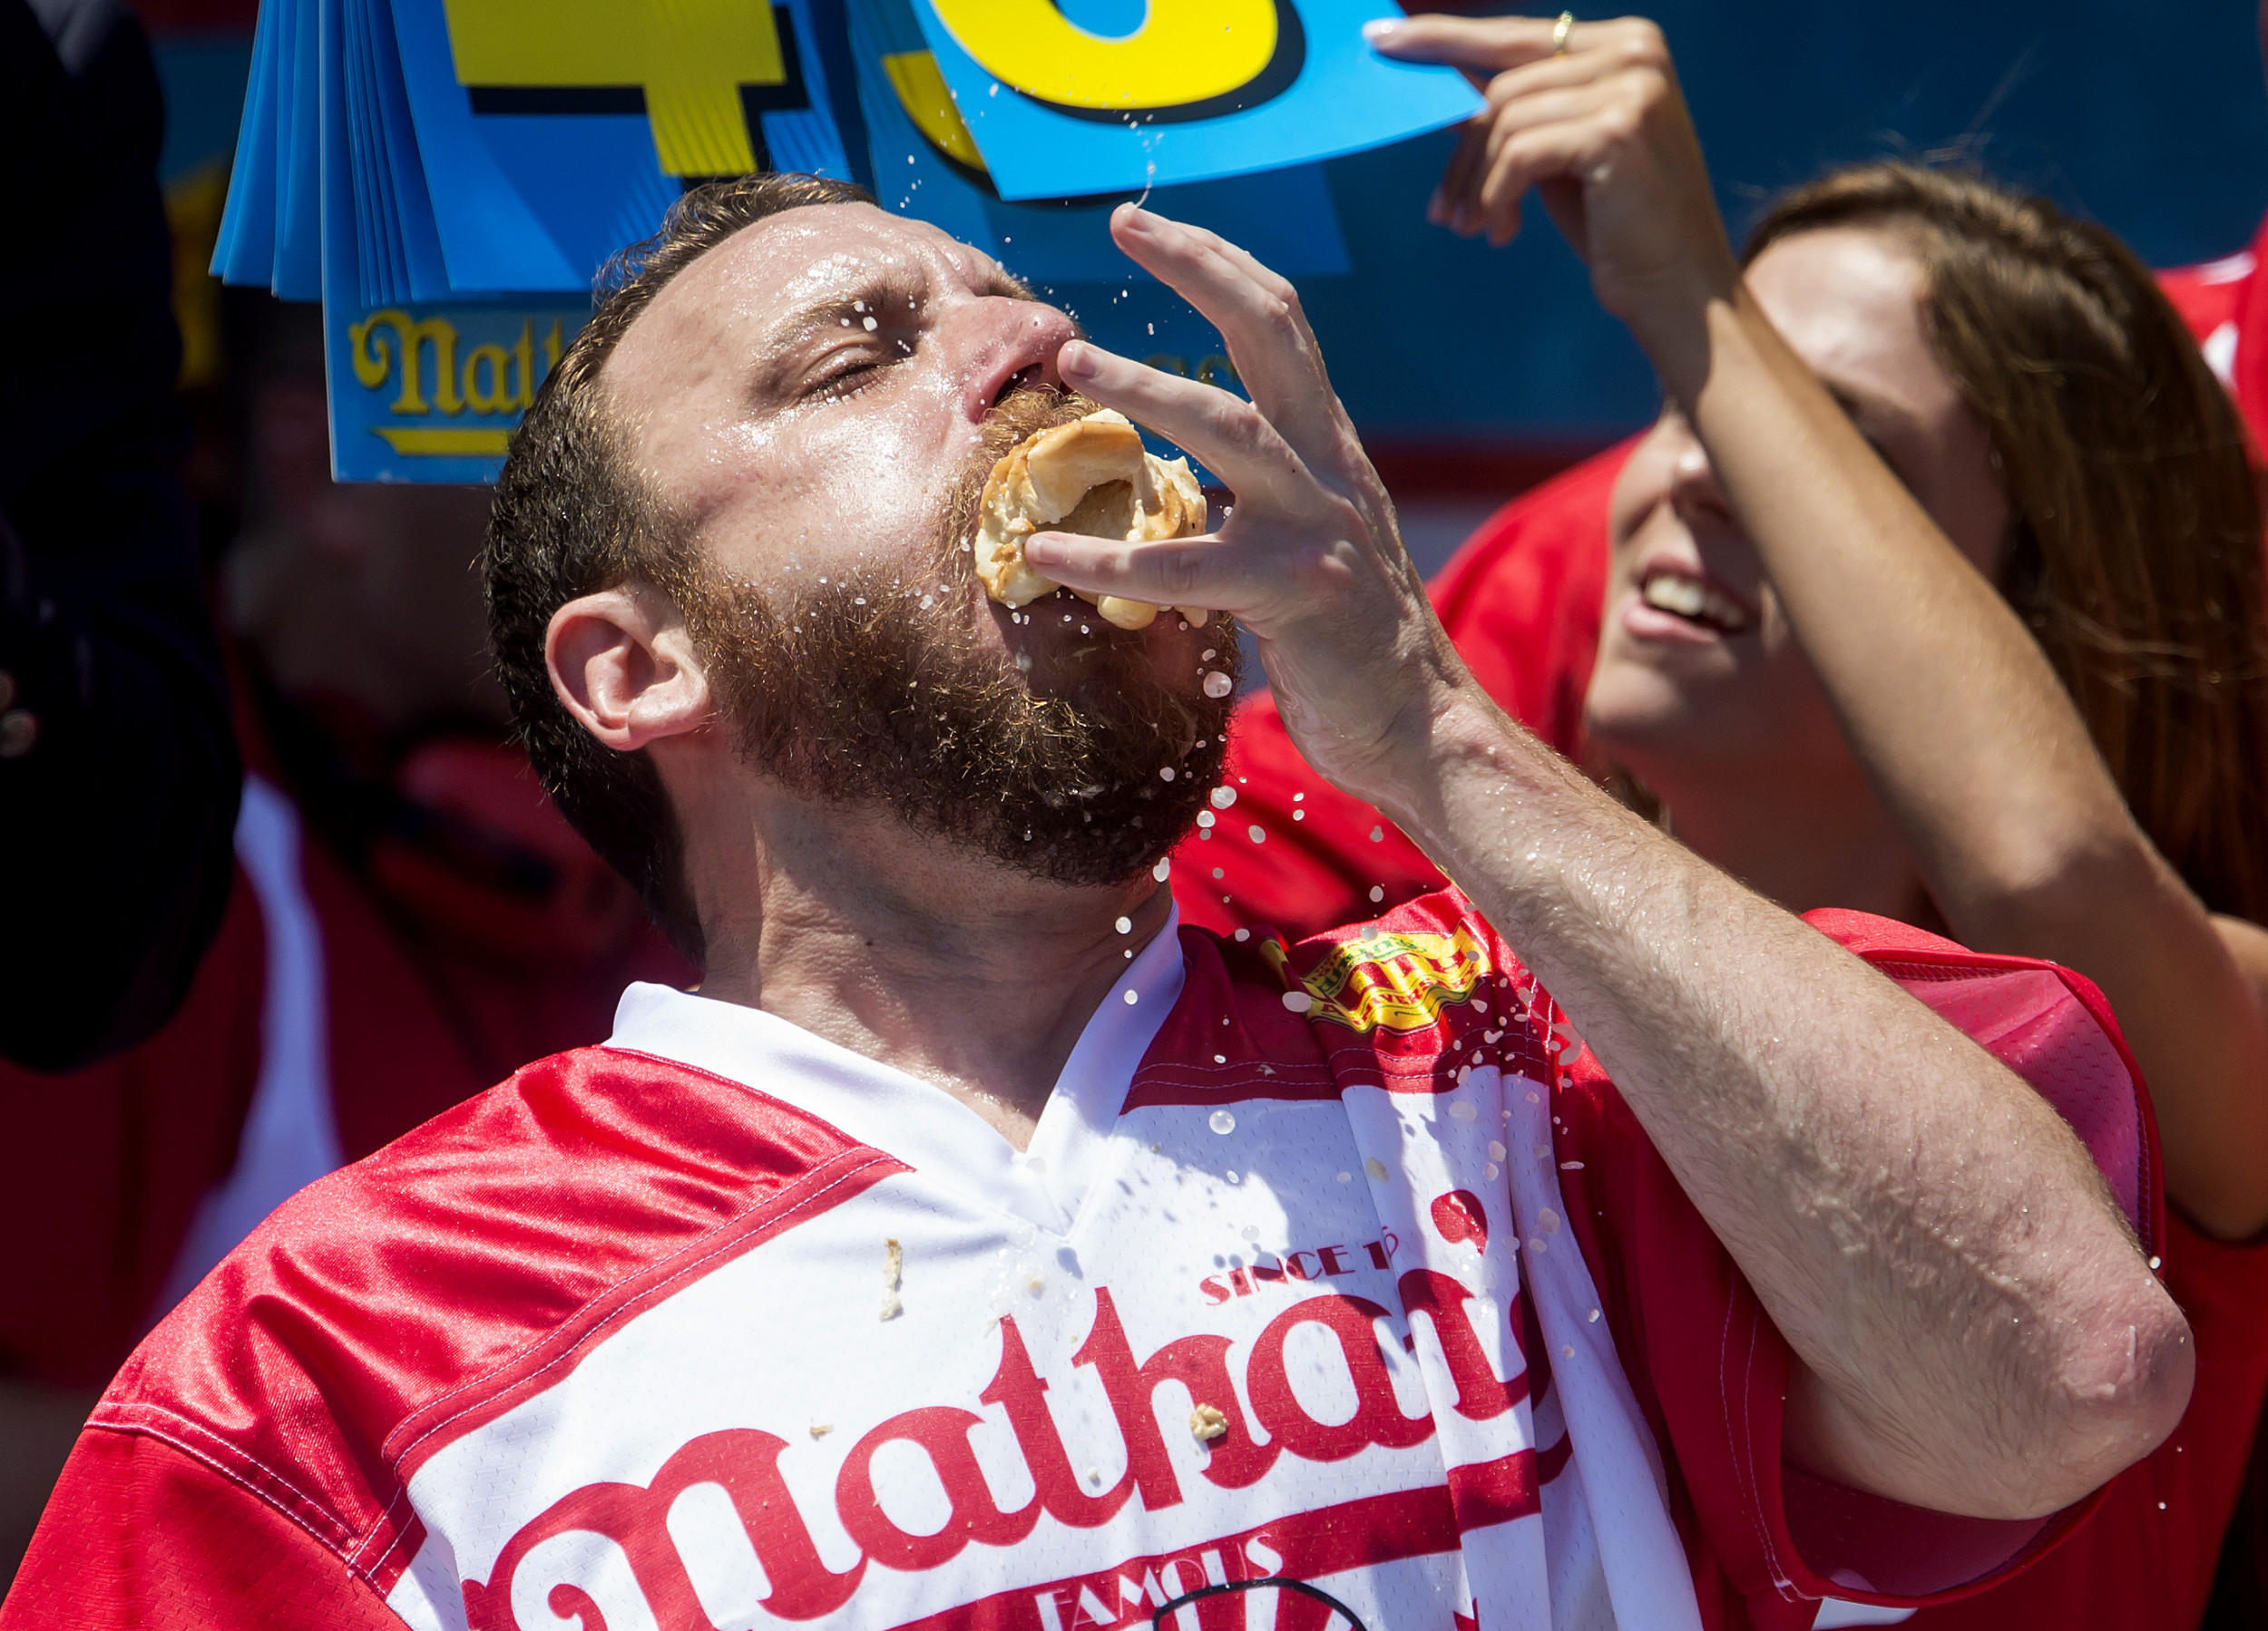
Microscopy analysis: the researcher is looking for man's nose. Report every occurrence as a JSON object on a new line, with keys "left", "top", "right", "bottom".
{"left": 953, "top": 298, "right": 1083, "bottom": 425}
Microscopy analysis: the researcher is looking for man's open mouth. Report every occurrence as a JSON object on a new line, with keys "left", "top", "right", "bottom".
{"left": 1637, "top": 567, "right": 1751, "bottom": 635}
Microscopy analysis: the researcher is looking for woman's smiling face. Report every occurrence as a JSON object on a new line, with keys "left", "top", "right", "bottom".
{"left": 1583, "top": 224, "right": 2011, "bottom": 795}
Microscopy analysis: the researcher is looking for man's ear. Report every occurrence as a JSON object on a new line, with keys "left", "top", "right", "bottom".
{"left": 545, "top": 584, "right": 712, "bottom": 752}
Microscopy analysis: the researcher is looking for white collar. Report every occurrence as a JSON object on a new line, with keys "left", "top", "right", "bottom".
{"left": 605, "top": 905, "right": 1187, "bottom": 1235}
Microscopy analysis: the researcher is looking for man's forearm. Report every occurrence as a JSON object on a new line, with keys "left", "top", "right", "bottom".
{"left": 1357, "top": 684, "right": 2191, "bottom": 1518}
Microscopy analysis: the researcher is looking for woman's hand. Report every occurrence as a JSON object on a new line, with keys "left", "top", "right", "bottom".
{"left": 1366, "top": 12, "right": 1739, "bottom": 366}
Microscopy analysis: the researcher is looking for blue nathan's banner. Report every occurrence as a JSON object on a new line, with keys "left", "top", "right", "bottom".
{"left": 213, "top": 0, "right": 1477, "bottom": 479}
{"left": 905, "top": 0, "right": 1480, "bottom": 201}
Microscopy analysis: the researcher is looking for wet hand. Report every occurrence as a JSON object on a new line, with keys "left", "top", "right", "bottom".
{"left": 1020, "top": 205, "right": 1472, "bottom": 803}
{"left": 1366, "top": 12, "right": 1738, "bottom": 347}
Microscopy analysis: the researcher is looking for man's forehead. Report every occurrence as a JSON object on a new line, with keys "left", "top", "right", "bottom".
{"left": 621, "top": 203, "right": 1012, "bottom": 361}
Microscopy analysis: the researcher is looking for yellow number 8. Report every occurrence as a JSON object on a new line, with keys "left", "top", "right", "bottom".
{"left": 928, "top": 0, "right": 1294, "bottom": 115}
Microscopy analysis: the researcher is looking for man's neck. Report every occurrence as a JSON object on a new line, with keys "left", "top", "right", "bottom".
{"left": 1638, "top": 756, "right": 1938, "bottom": 927}
{"left": 691, "top": 794, "right": 1171, "bottom": 1151}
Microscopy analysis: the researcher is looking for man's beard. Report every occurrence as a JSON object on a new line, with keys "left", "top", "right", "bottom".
{"left": 682, "top": 384, "right": 1239, "bottom": 886}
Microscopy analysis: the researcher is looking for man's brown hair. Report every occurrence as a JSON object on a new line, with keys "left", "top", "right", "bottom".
{"left": 1746, "top": 162, "right": 2268, "bottom": 923}
{"left": 484, "top": 173, "right": 873, "bottom": 963}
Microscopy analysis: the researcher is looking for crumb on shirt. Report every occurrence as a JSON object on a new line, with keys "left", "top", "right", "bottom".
{"left": 881, "top": 1237, "right": 904, "bottom": 1321}
{"left": 1189, "top": 1403, "right": 1229, "bottom": 1443}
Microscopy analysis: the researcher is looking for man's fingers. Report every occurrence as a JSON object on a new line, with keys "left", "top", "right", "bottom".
{"left": 1105, "top": 208, "right": 1350, "bottom": 471}
{"left": 1020, "top": 531, "right": 1253, "bottom": 622}
{"left": 1055, "top": 338, "right": 1314, "bottom": 513}
{"left": 1364, "top": 12, "right": 1590, "bottom": 73}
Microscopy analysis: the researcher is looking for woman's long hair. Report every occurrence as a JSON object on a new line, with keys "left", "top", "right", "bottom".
{"left": 1745, "top": 162, "right": 2268, "bottom": 923}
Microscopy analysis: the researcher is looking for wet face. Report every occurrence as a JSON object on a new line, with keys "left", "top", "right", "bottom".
{"left": 1582, "top": 226, "right": 2010, "bottom": 793}
{"left": 600, "top": 202, "right": 1232, "bottom": 880}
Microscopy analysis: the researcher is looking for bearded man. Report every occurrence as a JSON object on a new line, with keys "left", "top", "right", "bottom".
{"left": 4, "top": 121, "right": 2191, "bottom": 1631}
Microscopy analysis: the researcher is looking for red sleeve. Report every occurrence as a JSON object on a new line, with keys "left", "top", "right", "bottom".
{"left": 1428, "top": 442, "right": 1628, "bottom": 757}
{"left": 1170, "top": 445, "right": 1633, "bottom": 942}
{"left": 2156, "top": 257, "right": 2251, "bottom": 347}
{"left": 0, "top": 1428, "right": 406, "bottom": 1631}
{"left": 1541, "top": 907, "right": 2162, "bottom": 1629}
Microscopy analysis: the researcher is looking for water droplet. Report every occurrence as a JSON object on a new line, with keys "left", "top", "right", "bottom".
{"left": 1449, "top": 1101, "right": 1478, "bottom": 1122}
{"left": 1483, "top": 1163, "right": 1500, "bottom": 1179}
{"left": 1159, "top": 766, "right": 1177, "bottom": 781}
{"left": 1209, "top": 786, "right": 1237, "bottom": 809}
{"left": 1115, "top": 915, "right": 1133, "bottom": 934}
{"left": 1208, "top": 1109, "right": 1237, "bottom": 1135}
{"left": 1123, "top": 990, "right": 1139, "bottom": 1005}
{"left": 1241, "top": 1225, "right": 1259, "bottom": 1241}
{"left": 1233, "top": 927, "right": 1250, "bottom": 942}
{"left": 1539, "top": 1207, "right": 1560, "bottom": 1233}
{"left": 1213, "top": 1052, "right": 1227, "bottom": 1063}
{"left": 1201, "top": 648, "right": 1218, "bottom": 661}
{"left": 863, "top": 316, "right": 878, "bottom": 331}
{"left": 1589, "top": 1308, "right": 1600, "bottom": 1322}
{"left": 1368, "top": 825, "right": 1384, "bottom": 842}
{"left": 1281, "top": 990, "right": 1313, "bottom": 1014}
{"left": 1488, "top": 1140, "right": 1507, "bottom": 1160}
{"left": 1560, "top": 1160, "right": 1585, "bottom": 1171}
{"left": 1152, "top": 857, "right": 1171, "bottom": 882}
{"left": 1364, "top": 1157, "right": 1388, "bottom": 1181}
{"left": 1212, "top": 867, "right": 1224, "bottom": 879}
{"left": 1197, "top": 810, "right": 1216, "bottom": 828}
{"left": 1202, "top": 670, "right": 1234, "bottom": 698}
{"left": 1247, "top": 825, "right": 1266, "bottom": 844}
{"left": 1369, "top": 885, "right": 1385, "bottom": 902}
{"left": 1336, "top": 1170, "right": 1352, "bottom": 1183}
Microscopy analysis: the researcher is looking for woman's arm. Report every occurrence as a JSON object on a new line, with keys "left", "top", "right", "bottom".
{"left": 1375, "top": 10, "right": 2268, "bottom": 1242}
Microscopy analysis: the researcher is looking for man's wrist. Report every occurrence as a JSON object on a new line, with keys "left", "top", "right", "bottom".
{"left": 1339, "top": 679, "right": 1524, "bottom": 841}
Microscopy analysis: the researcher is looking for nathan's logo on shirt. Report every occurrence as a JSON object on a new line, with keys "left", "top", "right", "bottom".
{"left": 1296, "top": 925, "right": 1491, "bottom": 1034}
{"left": 458, "top": 1278, "right": 1535, "bottom": 1629}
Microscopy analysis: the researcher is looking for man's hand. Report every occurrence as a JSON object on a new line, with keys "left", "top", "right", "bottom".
{"left": 1022, "top": 205, "right": 1473, "bottom": 805}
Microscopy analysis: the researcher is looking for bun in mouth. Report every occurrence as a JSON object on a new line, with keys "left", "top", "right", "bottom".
{"left": 974, "top": 409, "right": 1208, "bottom": 630}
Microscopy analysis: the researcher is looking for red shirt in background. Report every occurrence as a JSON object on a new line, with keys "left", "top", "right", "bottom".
{"left": 1171, "top": 220, "right": 2268, "bottom": 1631}
{"left": 0, "top": 717, "right": 691, "bottom": 1392}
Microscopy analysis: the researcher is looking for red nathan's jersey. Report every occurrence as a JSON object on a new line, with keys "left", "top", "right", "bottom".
{"left": 1172, "top": 220, "right": 2268, "bottom": 1631}
{"left": 6, "top": 898, "right": 2153, "bottom": 1631}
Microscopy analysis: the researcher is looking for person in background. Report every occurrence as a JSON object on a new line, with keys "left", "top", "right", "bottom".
{"left": 0, "top": 0, "right": 242, "bottom": 1071}
{"left": 0, "top": 308, "right": 692, "bottom": 1587}
{"left": 1186, "top": 15, "right": 2268, "bottom": 1630}
{"left": 1185, "top": 3, "right": 2268, "bottom": 949}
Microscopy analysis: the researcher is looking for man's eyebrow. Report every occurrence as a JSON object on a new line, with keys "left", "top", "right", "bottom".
{"left": 982, "top": 267, "right": 1038, "bottom": 303}
{"left": 759, "top": 264, "right": 930, "bottom": 357}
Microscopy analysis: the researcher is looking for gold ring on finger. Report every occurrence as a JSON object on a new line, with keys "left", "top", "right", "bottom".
{"left": 1551, "top": 10, "right": 1576, "bottom": 54}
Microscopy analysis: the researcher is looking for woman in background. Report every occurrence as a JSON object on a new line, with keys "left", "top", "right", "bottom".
{"left": 1367, "top": 15, "right": 2268, "bottom": 1628}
